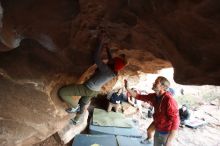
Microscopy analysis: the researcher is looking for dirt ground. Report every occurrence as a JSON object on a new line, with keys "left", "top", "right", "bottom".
{"left": 136, "top": 103, "right": 220, "bottom": 146}
{"left": 35, "top": 102, "right": 220, "bottom": 146}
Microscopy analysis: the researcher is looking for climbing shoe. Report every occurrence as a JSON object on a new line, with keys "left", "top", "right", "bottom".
{"left": 65, "top": 104, "right": 80, "bottom": 113}
{"left": 71, "top": 118, "right": 80, "bottom": 125}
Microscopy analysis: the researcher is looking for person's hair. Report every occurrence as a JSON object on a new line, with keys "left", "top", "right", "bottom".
{"left": 117, "top": 88, "right": 122, "bottom": 93}
{"left": 157, "top": 76, "right": 170, "bottom": 90}
{"left": 119, "top": 53, "right": 125, "bottom": 58}
{"left": 119, "top": 54, "right": 128, "bottom": 65}
{"left": 182, "top": 104, "right": 187, "bottom": 108}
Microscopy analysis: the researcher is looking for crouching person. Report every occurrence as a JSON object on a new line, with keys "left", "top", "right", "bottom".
{"left": 107, "top": 88, "right": 123, "bottom": 112}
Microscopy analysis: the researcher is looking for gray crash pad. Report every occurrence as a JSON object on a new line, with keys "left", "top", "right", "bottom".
{"left": 185, "top": 119, "right": 207, "bottom": 129}
{"left": 89, "top": 119, "right": 141, "bottom": 138}
{"left": 116, "top": 136, "right": 153, "bottom": 146}
{"left": 72, "top": 134, "right": 117, "bottom": 146}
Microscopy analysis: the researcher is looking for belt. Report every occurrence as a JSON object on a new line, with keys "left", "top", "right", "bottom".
{"left": 158, "top": 131, "right": 169, "bottom": 135}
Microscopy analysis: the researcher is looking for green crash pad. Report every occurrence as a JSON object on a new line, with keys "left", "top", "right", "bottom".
{"left": 92, "top": 108, "right": 133, "bottom": 128}
{"left": 89, "top": 118, "right": 142, "bottom": 137}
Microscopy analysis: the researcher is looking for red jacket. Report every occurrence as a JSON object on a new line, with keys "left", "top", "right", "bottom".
{"left": 136, "top": 92, "right": 180, "bottom": 131}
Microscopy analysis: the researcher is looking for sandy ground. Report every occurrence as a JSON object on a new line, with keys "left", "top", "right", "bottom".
{"left": 134, "top": 103, "right": 220, "bottom": 146}
{"left": 174, "top": 104, "right": 220, "bottom": 146}
{"left": 36, "top": 103, "right": 220, "bottom": 146}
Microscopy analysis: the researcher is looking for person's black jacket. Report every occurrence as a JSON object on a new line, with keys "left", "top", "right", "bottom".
{"left": 179, "top": 108, "right": 190, "bottom": 121}
{"left": 110, "top": 93, "right": 123, "bottom": 104}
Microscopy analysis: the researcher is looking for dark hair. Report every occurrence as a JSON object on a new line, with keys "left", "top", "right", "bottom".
{"left": 182, "top": 104, "right": 187, "bottom": 108}
{"left": 119, "top": 54, "right": 125, "bottom": 58}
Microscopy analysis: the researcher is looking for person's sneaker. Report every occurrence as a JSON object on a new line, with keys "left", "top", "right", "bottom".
{"left": 140, "top": 138, "right": 152, "bottom": 144}
{"left": 65, "top": 105, "right": 80, "bottom": 113}
{"left": 70, "top": 118, "right": 80, "bottom": 125}
{"left": 180, "top": 124, "right": 185, "bottom": 128}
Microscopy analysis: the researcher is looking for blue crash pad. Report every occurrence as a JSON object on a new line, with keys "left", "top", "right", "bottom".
{"left": 89, "top": 119, "right": 141, "bottom": 138}
{"left": 72, "top": 134, "right": 117, "bottom": 146}
{"left": 116, "top": 136, "right": 153, "bottom": 146}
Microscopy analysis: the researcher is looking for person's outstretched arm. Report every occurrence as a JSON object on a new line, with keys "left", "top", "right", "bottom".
{"left": 106, "top": 47, "right": 113, "bottom": 61}
{"left": 124, "top": 79, "right": 138, "bottom": 97}
{"left": 93, "top": 36, "right": 109, "bottom": 69}
{"left": 105, "top": 47, "right": 115, "bottom": 66}
{"left": 94, "top": 40, "right": 105, "bottom": 66}
{"left": 124, "top": 79, "right": 153, "bottom": 103}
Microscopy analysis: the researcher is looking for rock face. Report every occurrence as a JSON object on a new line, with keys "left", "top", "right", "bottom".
{"left": 0, "top": 0, "right": 219, "bottom": 145}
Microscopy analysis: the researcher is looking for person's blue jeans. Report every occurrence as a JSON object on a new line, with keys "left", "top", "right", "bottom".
{"left": 154, "top": 130, "right": 169, "bottom": 146}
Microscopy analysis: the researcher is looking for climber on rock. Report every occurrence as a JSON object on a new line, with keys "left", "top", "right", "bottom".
{"left": 58, "top": 32, "right": 127, "bottom": 124}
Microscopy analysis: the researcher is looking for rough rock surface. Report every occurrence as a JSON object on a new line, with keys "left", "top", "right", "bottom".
{"left": 0, "top": 0, "right": 220, "bottom": 145}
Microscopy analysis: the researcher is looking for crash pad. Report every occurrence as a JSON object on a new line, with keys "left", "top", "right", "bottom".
{"left": 72, "top": 134, "right": 117, "bottom": 146}
{"left": 116, "top": 136, "right": 153, "bottom": 146}
{"left": 92, "top": 108, "right": 133, "bottom": 128}
{"left": 185, "top": 119, "right": 207, "bottom": 128}
{"left": 89, "top": 118, "right": 141, "bottom": 137}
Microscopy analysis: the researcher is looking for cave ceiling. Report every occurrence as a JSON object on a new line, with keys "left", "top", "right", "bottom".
{"left": 0, "top": 0, "right": 219, "bottom": 85}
